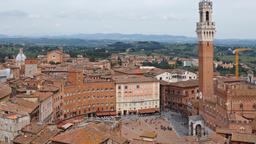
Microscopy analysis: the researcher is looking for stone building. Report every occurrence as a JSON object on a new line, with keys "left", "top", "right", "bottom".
{"left": 0, "top": 113, "right": 30, "bottom": 144}
{"left": 147, "top": 68, "right": 197, "bottom": 83}
{"left": 0, "top": 98, "right": 39, "bottom": 121}
{"left": 113, "top": 75, "right": 160, "bottom": 115}
{"left": 0, "top": 68, "right": 12, "bottom": 83}
{"left": 25, "top": 59, "right": 38, "bottom": 78}
{"left": 9, "top": 65, "right": 21, "bottom": 79}
{"left": 159, "top": 81, "right": 171, "bottom": 111}
{"left": 47, "top": 50, "right": 64, "bottom": 64}
{"left": 35, "top": 92, "right": 53, "bottom": 123}
{"left": 61, "top": 70, "right": 116, "bottom": 120}
{"left": 168, "top": 80, "right": 200, "bottom": 116}
{"left": 247, "top": 70, "right": 256, "bottom": 85}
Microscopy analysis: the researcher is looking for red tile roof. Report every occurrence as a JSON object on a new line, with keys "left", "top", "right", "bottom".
{"left": 0, "top": 84, "right": 11, "bottom": 99}
{"left": 113, "top": 75, "right": 158, "bottom": 84}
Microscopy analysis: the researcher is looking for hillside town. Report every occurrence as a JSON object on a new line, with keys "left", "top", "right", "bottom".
{"left": 0, "top": 0, "right": 256, "bottom": 144}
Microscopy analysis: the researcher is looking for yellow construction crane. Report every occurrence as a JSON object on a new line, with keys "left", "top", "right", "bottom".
{"left": 233, "top": 48, "right": 252, "bottom": 80}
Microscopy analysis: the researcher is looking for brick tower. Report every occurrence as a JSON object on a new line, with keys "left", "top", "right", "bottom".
{"left": 196, "top": 0, "right": 216, "bottom": 101}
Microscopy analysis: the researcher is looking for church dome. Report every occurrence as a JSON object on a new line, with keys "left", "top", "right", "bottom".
{"left": 16, "top": 48, "right": 26, "bottom": 63}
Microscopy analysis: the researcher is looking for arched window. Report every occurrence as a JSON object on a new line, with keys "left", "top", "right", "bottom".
{"left": 200, "top": 11, "right": 203, "bottom": 22}
{"left": 240, "top": 103, "right": 243, "bottom": 109}
{"left": 206, "top": 11, "right": 209, "bottom": 21}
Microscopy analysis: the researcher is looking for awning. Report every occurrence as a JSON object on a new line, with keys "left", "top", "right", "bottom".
{"left": 138, "top": 108, "right": 159, "bottom": 114}
{"left": 96, "top": 111, "right": 116, "bottom": 117}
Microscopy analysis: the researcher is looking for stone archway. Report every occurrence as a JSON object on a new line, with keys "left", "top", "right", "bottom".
{"left": 189, "top": 115, "right": 204, "bottom": 137}
{"left": 195, "top": 124, "right": 202, "bottom": 137}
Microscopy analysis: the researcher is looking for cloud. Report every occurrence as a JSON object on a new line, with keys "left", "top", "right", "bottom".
{"left": 0, "top": 0, "right": 254, "bottom": 38}
{"left": 161, "top": 15, "right": 186, "bottom": 21}
{"left": 0, "top": 10, "right": 28, "bottom": 18}
{"left": 28, "top": 14, "right": 42, "bottom": 19}
{"left": 55, "top": 23, "right": 61, "bottom": 27}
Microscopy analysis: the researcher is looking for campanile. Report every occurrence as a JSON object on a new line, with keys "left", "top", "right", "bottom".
{"left": 196, "top": 0, "right": 216, "bottom": 101}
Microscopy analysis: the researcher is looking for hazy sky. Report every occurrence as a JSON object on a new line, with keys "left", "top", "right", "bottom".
{"left": 0, "top": 0, "right": 255, "bottom": 39}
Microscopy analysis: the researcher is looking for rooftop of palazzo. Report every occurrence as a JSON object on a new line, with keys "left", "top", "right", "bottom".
{"left": 0, "top": 98, "right": 38, "bottom": 115}
{"left": 0, "top": 84, "right": 12, "bottom": 99}
{"left": 215, "top": 77, "right": 256, "bottom": 93}
{"left": 169, "top": 80, "right": 198, "bottom": 88}
{"left": 112, "top": 75, "right": 159, "bottom": 84}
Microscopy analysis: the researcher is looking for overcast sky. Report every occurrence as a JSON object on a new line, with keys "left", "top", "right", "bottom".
{"left": 0, "top": 0, "right": 255, "bottom": 39}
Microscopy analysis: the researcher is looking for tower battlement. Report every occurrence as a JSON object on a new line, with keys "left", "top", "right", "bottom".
{"left": 197, "top": 0, "right": 215, "bottom": 42}
{"left": 199, "top": 0, "right": 212, "bottom": 8}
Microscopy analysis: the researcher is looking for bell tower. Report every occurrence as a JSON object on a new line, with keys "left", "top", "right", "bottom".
{"left": 196, "top": 0, "right": 216, "bottom": 101}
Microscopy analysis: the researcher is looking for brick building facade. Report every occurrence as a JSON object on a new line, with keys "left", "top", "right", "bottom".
{"left": 61, "top": 70, "right": 116, "bottom": 120}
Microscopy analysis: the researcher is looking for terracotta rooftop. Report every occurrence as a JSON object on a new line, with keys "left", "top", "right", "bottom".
{"left": 0, "top": 100, "right": 37, "bottom": 115}
{"left": 159, "top": 80, "right": 169, "bottom": 85}
{"left": 14, "top": 125, "right": 60, "bottom": 144}
{"left": 52, "top": 122, "right": 128, "bottom": 144}
{"left": 0, "top": 113, "right": 25, "bottom": 120}
{"left": 147, "top": 68, "right": 167, "bottom": 76}
{"left": 47, "top": 50, "right": 63, "bottom": 55}
{"left": 10, "top": 98, "right": 39, "bottom": 111}
{"left": 51, "top": 126, "right": 109, "bottom": 144}
{"left": 140, "top": 131, "right": 157, "bottom": 139}
{"left": 228, "top": 113, "right": 250, "bottom": 123}
{"left": 21, "top": 122, "right": 45, "bottom": 135}
{"left": 32, "top": 92, "right": 53, "bottom": 102}
{"left": 31, "top": 125, "right": 60, "bottom": 144}
{"left": 0, "top": 84, "right": 11, "bottom": 99}
{"left": 113, "top": 75, "right": 158, "bottom": 84}
{"left": 216, "top": 127, "right": 234, "bottom": 135}
{"left": 169, "top": 80, "right": 198, "bottom": 88}
{"left": 114, "top": 67, "right": 150, "bottom": 75}
{"left": 231, "top": 133, "right": 256, "bottom": 143}
{"left": 183, "top": 132, "right": 227, "bottom": 144}
{"left": 39, "top": 85, "right": 59, "bottom": 93}
{"left": 13, "top": 133, "right": 36, "bottom": 144}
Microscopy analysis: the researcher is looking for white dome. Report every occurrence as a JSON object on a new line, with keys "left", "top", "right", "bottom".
{"left": 16, "top": 53, "right": 26, "bottom": 62}
{"left": 16, "top": 48, "right": 26, "bottom": 62}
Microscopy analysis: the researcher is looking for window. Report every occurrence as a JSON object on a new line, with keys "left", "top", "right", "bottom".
{"left": 240, "top": 104, "right": 243, "bottom": 109}
{"left": 118, "top": 86, "right": 121, "bottom": 89}
{"left": 125, "top": 86, "right": 128, "bottom": 89}
{"left": 137, "top": 85, "right": 140, "bottom": 89}
{"left": 200, "top": 11, "right": 203, "bottom": 22}
{"left": 253, "top": 104, "right": 256, "bottom": 110}
{"left": 206, "top": 11, "right": 209, "bottom": 21}
{"left": 4, "top": 136, "right": 8, "bottom": 143}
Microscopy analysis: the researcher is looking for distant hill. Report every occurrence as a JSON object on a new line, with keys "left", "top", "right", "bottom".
{"left": 55, "top": 33, "right": 196, "bottom": 43}
{"left": 0, "top": 33, "right": 255, "bottom": 47}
